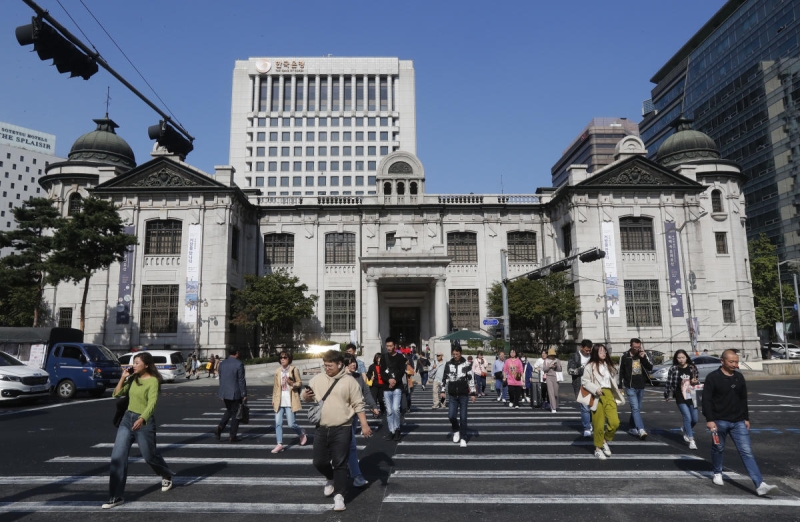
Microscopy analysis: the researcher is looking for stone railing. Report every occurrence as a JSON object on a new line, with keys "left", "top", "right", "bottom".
{"left": 249, "top": 193, "right": 549, "bottom": 207}
{"left": 318, "top": 196, "right": 363, "bottom": 206}
{"left": 497, "top": 195, "right": 541, "bottom": 204}
{"left": 446, "top": 263, "right": 479, "bottom": 274}
{"left": 256, "top": 196, "right": 303, "bottom": 205}
{"left": 143, "top": 256, "right": 181, "bottom": 267}
{"left": 620, "top": 251, "right": 658, "bottom": 262}
{"left": 438, "top": 195, "right": 484, "bottom": 204}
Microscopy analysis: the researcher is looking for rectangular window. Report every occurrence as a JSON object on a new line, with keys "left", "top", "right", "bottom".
{"left": 331, "top": 78, "right": 340, "bottom": 111}
{"left": 268, "top": 177, "right": 277, "bottom": 186}
{"left": 355, "top": 176, "right": 364, "bottom": 186}
{"left": 331, "top": 146, "right": 339, "bottom": 156}
{"left": 355, "top": 117, "right": 363, "bottom": 126}
{"left": 305, "top": 161, "right": 314, "bottom": 171}
{"left": 256, "top": 147, "right": 265, "bottom": 157}
{"left": 343, "top": 161, "right": 352, "bottom": 171}
{"left": 307, "top": 81, "right": 315, "bottom": 112}
{"left": 343, "top": 146, "right": 351, "bottom": 156}
{"left": 293, "top": 176, "right": 302, "bottom": 186}
{"left": 343, "top": 131, "right": 351, "bottom": 141}
{"left": 624, "top": 280, "right": 662, "bottom": 327}
{"left": 380, "top": 146, "right": 389, "bottom": 155}
{"left": 620, "top": 218, "right": 655, "bottom": 251}
{"left": 264, "top": 233, "right": 294, "bottom": 265}
{"left": 508, "top": 232, "right": 537, "bottom": 263}
{"left": 294, "top": 146, "right": 302, "bottom": 156}
{"left": 320, "top": 79, "right": 328, "bottom": 111}
{"left": 271, "top": 82, "right": 280, "bottom": 111}
{"left": 318, "top": 161, "right": 327, "bottom": 171}
{"left": 281, "top": 162, "right": 289, "bottom": 172}
{"left": 231, "top": 226, "right": 240, "bottom": 261}
{"left": 306, "top": 132, "right": 315, "bottom": 142}
{"left": 447, "top": 232, "right": 478, "bottom": 263}
{"left": 448, "top": 289, "right": 480, "bottom": 330}
{"left": 380, "top": 131, "right": 388, "bottom": 141}
{"left": 368, "top": 161, "right": 376, "bottom": 171}
{"left": 331, "top": 176, "right": 340, "bottom": 186}
{"left": 269, "top": 147, "right": 277, "bottom": 157}
{"left": 305, "top": 176, "right": 314, "bottom": 186}
{"left": 140, "top": 285, "right": 179, "bottom": 334}
{"left": 270, "top": 118, "right": 279, "bottom": 127}
{"left": 269, "top": 132, "right": 278, "bottom": 141}
{"left": 307, "top": 118, "right": 315, "bottom": 127}
{"left": 318, "top": 146, "right": 327, "bottom": 156}
{"left": 343, "top": 176, "right": 352, "bottom": 186}
{"left": 368, "top": 132, "right": 376, "bottom": 141}
{"left": 145, "top": 220, "right": 182, "bottom": 255}
{"left": 331, "top": 132, "right": 339, "bottom": 142}
{"left": 715, "top": 232, "right": 728, "bottom": 254}
{"left": 283, "top": 79, "right": 292, "bottom": 111}
{"left": 319, "top": 131, "right": 327, "bottom": 142}
{"left": 356, "top": 131, "right": 364, "bottom": 141}
{"left": 562, "top": 224, "right": 572, "bottom": 256}
{"left": 280, "top": 176, "right": 289, "bottom": 186}
{"left": 344, "top": 78, "right": 353, "bottom": 111}
{"left": 325, "top": 233, "right": 356, "bottom": 264}
{"left": 722, "top": 300, "right": 735, "bottom": 323}
{"left": 355, "top": 161, "right": 363, "bottom": 171}
{"left": 368, "top": 176, "right": 376, "bottom": 186}
{"left": 318, "top": 176, "right": 327, "bottom": 186}
{"left": 368, "top": 78, "right": 376, "bottom": 111}
{"left": 356, "top": 77, "right": 364, "bottom": 110}
{"left": 355, "top": 146, "right": 364, "bottom": 156}
{"left": 331, "top": 117, "right": 339, "bottom": 127}
{"left": 282, "top": 132, "right": 290, "bottom": 141}
{"left": 325, "top": 290, "right": 356, "bottom": 333}
{"left": 268, "top": 162, "right": 277, "bottom": 171}
{"left": 368, "top": 146, "right": 376, "bottom": 156}
{"left": 331, "top": 161, "right": 339, "bottom": 171}
{"left": 294, "top": 131, "right": 302, "bottom": 141}
{"left": 380, "top": 77, "right": 388, "bottom": 111}
{"left": 306, "top": 146, "right": 314, "bottom": 156}
{"left": 281, "top": 147, "right": 290, "bottom": 156}
{"left": 255, "top": 177, "right": 265, "bottom": 187}
{"left": 293, "top": 161, "right": 302, "bottom": 171}
{"left": 295, "top": 81, "right": 304, "bottom": 111}
{"left": 58, "top": 308, "right": 73, "bottom": 328}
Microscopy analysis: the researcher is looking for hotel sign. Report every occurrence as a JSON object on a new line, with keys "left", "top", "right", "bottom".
{"left": 0, "top": 121, "right": 56, "bottom": 154}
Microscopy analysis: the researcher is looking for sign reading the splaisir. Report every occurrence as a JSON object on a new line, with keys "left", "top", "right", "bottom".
{"left": 0, "top": 121, "right": 55, "bottom": 154}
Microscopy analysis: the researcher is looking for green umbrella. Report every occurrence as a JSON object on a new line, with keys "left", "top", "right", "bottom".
{"left": 437, "top": 329, "right": 492, "bottom": 341}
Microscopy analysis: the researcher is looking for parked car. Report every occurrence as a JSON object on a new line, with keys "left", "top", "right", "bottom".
{"left": 117, "top": 350, "right": 186, "bottom": 382}
{"left": 762, "top": 343, "right": 800, "bottom": 360}
{"left": 0, "top": 351, "right": 50, "bottom": 402}
{"left": 649, "top": 355, "right": 722, "bottom": 385}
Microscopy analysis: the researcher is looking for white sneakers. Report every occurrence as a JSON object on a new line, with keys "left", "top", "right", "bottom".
{"left": 452, "top": 431, "right": 460, "bottom": 443}
{"left": 551, "top": 409, "right": 557, "bottom": 414}
{"left": 323, "top": 479, "right": 334, "bottom": 497}
{"left": 460, "top": 439, "right": 467, "bottom": 448}
{"left": 496, "top": 397, "right": 502, "bottom": 402}
{"left": 638, "top": 429, "right": 648, "bottom": 440}
{"left": 583, "top": 430, "right": 593, "bottom": 438}
{"left": 601, "top": 442, "right": 612, "bottom": 457}
{"left": 508, "top": 403, "right": 514, "bottom": 408}
{"left": 101, "top": 498, "right": 124, "bottom": 509}
{"left": 333, "top": 494, "right": 346, "bottom": 511}
{"left": 161, "top": 477, "right": 173, "bottom": 492}
{"left": 688, "top": 439, "right": 697, "bottom": 450}
{"left": 594, "top": 448, "right": 607, "bottom": 460}
{"left": 352, "top": 475, "right": 368, "bottom": 487}
{"left": 756, "top": 482, "right": 778, "bottom": 496}
{"left": 681, "top": 427, "right": 690, "bottom": 443}
{"left": 712, "top": 473, "right": 724, "bottom": 486}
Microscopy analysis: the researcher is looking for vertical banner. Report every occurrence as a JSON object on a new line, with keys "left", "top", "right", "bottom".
{"left": 601, "top": 222, "right": 620, "bottom": 318}
{"left": 185, "top": 224, "right": 202, "bottom": 323}
{"left": 664, "top": 222, "right": 685, "bottom": 318}
{"left": 116, "top": 225, "right": 135, "bottom": 324}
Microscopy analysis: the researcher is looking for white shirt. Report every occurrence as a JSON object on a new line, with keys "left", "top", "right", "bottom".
{"left": 279, "top": 367, "right": 292, "bottom": 407}
{"left": 597, "top": 363, "right": 612, "bottom": 389}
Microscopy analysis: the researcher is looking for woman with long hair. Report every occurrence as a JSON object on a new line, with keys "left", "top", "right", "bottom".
{"left": 503, "top": 349, "right": 524, "bottom": 408}
{"left": 664, "top": 349, "right": 699, "bottom": 450}
{"left": 365, "top": 353, "right": 386, "bottom": 416}
{"left": 104, "top": 352, "right": 174, "bottom": 509}
{"left": 271, "top": 350, "right": 307, "bottom": 453}
{"left": 581, "top": 344, "right": 625, "bottom": 460}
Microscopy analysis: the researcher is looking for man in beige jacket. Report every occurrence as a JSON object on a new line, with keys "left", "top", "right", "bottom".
{"left": 302, "top": 350, "right": 372, "bottom": 512}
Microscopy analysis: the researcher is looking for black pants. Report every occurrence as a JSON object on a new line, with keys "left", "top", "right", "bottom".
{"left": 312, "top": 425, "right": 352, "bottom": 496}
{"left": 508, "top": 385, "right": 522, "bottom": 406}
{"left": 219, "top": 398, "right": 242, "bottom": 438}
{"left": 370, "top": 387, "right": 385, "bottom": 415}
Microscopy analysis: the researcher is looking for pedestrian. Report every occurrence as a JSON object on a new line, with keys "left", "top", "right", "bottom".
{"left": 472, "top": 351, "right": 488, "bottom": 397}
{"left": 503, "top": 349, "right": 524, "bottom": 408}
{"left": 439, "top": 345, "right": 477, "bottom": 448}
{"left": 581, "top": 344, "right": 624, "bottom": 460}
{"left": 345, "top": 343, "right": 367, "bottom": 374}
{"left": 417, "top": 351, "right": 431, "bottom": 390}
{"left": 302, "top": 350, "right": 373, "bottom": 512}
{"left": 664, "top": 349, "right": 699, "bottom": 450}
{"left": 533, "top": 350, "right": 550, "bottom": 407}
{"left": 492, "top": 350, "right": 508, "bottom": 403}
{"left": 702, "top": 349, "right": 778, "bottom": 495}
{"left": 213, "top": 355, "right": 221, "bottom": 378}
{"left": 343, "top": 354, "right": 381, "bottom": 488}
{"left": 543, "top": 347, "right": 563, "bottom": 413}
{"left": 206, "top": 356, "right": 216, "bottom": 378}
{"left": 365, "top": 352, "right": 386, "bottom": 416}
{"left": 520, "top": 354, "right": 533, "bottom": 403}
{"left": 431, "top": 353, "right": 446, "bottom": 409}
{"left": 619, "top": 338, "right": 653, "bottom": 440}
{"left": 103, "top": 352, "right": 174, "bottom": 509}
{"left": 381, "top": 336, "right": 408, "bottom": 441}
{"left": 568, "top": 339, "right": 594, "bottom": 437}
{"left": 402, "top": 353, "right": 415, "bottom": 414}
{"left": 215, "top": 347, "right": 247, "bottom": 443}
{"left": 186, "top": 353, "right": 198, "bottom": 379}
{"left": 271, "top": 350, "right": 307, "bottom": 453}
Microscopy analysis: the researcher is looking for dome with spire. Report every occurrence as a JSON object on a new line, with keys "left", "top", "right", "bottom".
{"left": 68, "top": 116, "right": 136, "bottom": 170}
{"left": 656, "top": 117, "right": 720, "bottom": 168}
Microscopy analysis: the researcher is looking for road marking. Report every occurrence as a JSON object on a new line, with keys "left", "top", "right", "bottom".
{"left": 0, "top": 475, "right": 324, "bottom": 486}
{"left": 48, "top": 456, "right": 312, "bottom": 465}
{"left": 0, "top": 501, "right": 331, "bottom": 514}
{"left": 406, "top": 415, "right": 582, "bottom": 420}
{"left": 402, "top": 422, "right": 583, "bottom": 427}
{"left": 383, "top": 494, "right": 800, "bottom": 506}
{"left": 397, "top": 440, "right": 666, "bottom": 446}
{"left": 395, "top": 430, "right": 585, "bottom": 436}
{"left": 0, "top": 397, "right": 114, "bottom": 416}
{"left": 759, "top": 393, "right": 800, "bottom": 400}
{"left": 393, "top": 453, "right": 703, "bottom": 460}
{"left": 90, "top": 443, "right": 364, "bottom": 451}
{"left": 390, "top": 470, "right": 744, "bottom": 479}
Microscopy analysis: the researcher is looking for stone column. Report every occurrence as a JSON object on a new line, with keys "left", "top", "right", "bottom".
{"left": 366, "top": 276, "right": 379, "bottom": 340}
{"left": 434, "top": 276, "right": 448, "bottom": 337}
{"left": 253, "top": 75, "right": 260, "bottom": 112}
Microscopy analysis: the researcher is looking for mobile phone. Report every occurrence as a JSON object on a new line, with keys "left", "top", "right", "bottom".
{"left": 304, "top": 386, "right": 314, "bottom": 392}
{"left": 126, "top": 367, "right": 134, "bottom": 374}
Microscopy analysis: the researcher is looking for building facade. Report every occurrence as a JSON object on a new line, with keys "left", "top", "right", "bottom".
{"left": 551, "top": 118, "right": 639, "bottom": 187}
{"left": 229, "top": 57, "right": 416, "bottom": 195}
{"left": 640, "top": 0, "right": 799, "bottom": 263}
{"left": 0, "top": 121, "right": 62, "bottom": 236}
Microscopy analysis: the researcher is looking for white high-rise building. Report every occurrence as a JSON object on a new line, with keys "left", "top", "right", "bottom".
{"left": 0, "top": 121, "right": 62, "bottom": 233}
{"left": 229, "top": 57, "right": 416, "bottom": 193}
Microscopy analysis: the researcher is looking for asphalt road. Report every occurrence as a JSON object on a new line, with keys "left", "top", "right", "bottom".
{"left": 2, "top": 374, "right": 800, "bottom": 521}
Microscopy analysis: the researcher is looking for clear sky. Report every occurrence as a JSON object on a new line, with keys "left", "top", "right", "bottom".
{"left": 1, "top": 0, "right": 724, "bottom": 194}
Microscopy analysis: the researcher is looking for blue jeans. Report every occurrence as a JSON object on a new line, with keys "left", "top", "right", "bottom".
{"left": 711, "top": 420, "right": 764, "bottom": 487}
{"left": 109, "top": 411, "right": 173, "bottom": 499}
{"left": 421, "top": 372, "right": 429, "bottom": 387}
{"left": 580, "top": 402, "right": 592, "bottom": 432}
{"left": 494, "top": 379, "right": 508, "bottom": 400}
{"left": 348, "top": 422, "right": 362, "bottom": 477}
{"left": 625, "top": 388, "right": 646, "bottom": 431}
{"left": 274, "top": 406, "right": 304, "bottom": 444}
{"left": 448, "top": 394, "right": 469, "bottom": 435}
{"left": 677, "top": 402, "right": 698, "bottom": 439}
{"left": 476, "top": 375, "right": 486, "bottom": 394}
{"left": 384, "top": 388, "right": 403, "bottom": 433}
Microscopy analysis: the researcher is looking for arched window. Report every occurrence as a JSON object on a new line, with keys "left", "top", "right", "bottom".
{"left": 397, "top": 182, "right": 405, "bottom": 195}
{"left": 67, "top": 193, "right": 82, "bottom": 216}
{"left": 711, "top": 189, "right": 724, "bottom": 213}
{"left": 410, "top": 182, "right": 418, "bottom": 195}
{"left": 325, "top": 232, "right": 356, "bottom": 264}
{"left": 383, "top": 182, "right": 392, "bottom": 195}
{"left": 144, "top": 219, "right": 182, "bottom": 255}
{"left": 264, "top": 233, "right": 294, "bottom": 265}
{"left": 447, "top": 232, "right": 478, "bottom": 263}
{"left": 619, "top": 217, "right": 654, "bottom": 251}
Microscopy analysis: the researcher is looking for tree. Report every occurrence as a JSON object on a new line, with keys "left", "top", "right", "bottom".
{"left": 0, "top": 198, "right": 65, "bottom": 326}
{"left": 749, "top": 234, "right": 796, "bottom": 340}
{"left": 230, "top": 269, "right": 319, "bottom": 357}
{"left": 487, "top": 273, "right": 579, "bottom": 351}
{"left": 48, "top": 197, "right": 138, "bottom": 331}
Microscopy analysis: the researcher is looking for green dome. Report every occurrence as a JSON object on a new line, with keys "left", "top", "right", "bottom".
{"left": 656, "top": 118, "right": 719, "bottom": 168}
{"left": 68, "top": 116, "right": 136, "bottom": 170}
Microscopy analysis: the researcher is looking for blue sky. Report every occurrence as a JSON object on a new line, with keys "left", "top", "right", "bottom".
{"left": 2, "top": 0, "right": 723, "bottom": 194}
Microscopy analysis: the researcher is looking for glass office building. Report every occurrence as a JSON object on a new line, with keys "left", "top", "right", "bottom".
{"left": 640, "top": 0, "right": 799, "bottom": 261}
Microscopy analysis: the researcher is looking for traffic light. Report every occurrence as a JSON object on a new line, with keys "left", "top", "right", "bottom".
{"left": 148, "top": 121, "right": 194, "bottom": 157}
{"left": 16, "top": 17, "right": 98, "bottom": 80}
{"left": 550, "top": 260, "right": 571, "bottom": 273}
{"left": 527, "top": 271, "right": 544, "bottom": 281}
{"left": 579, "top": 248, "right": 606, "bottom": 263}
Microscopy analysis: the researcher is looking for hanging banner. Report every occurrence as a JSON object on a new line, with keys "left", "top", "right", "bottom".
{"left": 664, "top": 222, "right": 685, "bottom": 318}
{"left": 601, "top": 221, "right": 620, "bottom": 318}
{"left": 185, "top": 224, "right": 202, "bottom": 323}
{"left": 115, "top": 226, "right": 136, "bottom": 324}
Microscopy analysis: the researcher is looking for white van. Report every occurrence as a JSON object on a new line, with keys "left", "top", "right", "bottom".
{"left": 0, "top": 351, "right": 50, "bottom": 402}
{"left": 117, "top": 350, "right": 186, "bottom": 382}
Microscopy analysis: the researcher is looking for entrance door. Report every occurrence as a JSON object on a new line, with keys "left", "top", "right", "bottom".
{"left": 389, "top": 307, "right": 420, "bottom": 350}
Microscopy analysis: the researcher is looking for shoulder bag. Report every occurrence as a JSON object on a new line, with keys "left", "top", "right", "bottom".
{"left": 307, "top": 377, "right": 341, "bottom": 426}
{"left": 236, "top": 401, "right": 250, "bottom": 424}
{"left": 577, "top": 365, "right": 599, "bottom": 412}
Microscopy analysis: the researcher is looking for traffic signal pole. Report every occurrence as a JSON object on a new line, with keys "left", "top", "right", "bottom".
{"left": 501, "top": 249, "right": 510, "bottom": 344}
{"left": 17, "top": 0, "right": 194, "bottom": 147}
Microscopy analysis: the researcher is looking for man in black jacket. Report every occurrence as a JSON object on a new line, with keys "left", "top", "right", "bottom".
{"left": 702, "top": 349, "right": 777, "bottom": 496}
{"left": 439, "top": 345, "right": 476, "bottom": 448}
{"left": 381, "top": 337, "right": 409, "bottom": 441}
{"left": 567, "top": 339, "right": 593, "bottom": 437}
{"left": 216, "top": 348, "right": 248, "bottom": 443}
{"left": 619, "top": 338, "right": 653, "bottom": 440}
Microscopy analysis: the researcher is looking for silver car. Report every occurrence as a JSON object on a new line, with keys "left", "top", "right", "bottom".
{"left": 763, "top": 343, "right": 800, "bottom": 360}
{"left": 649, "top": 355, "right": 721, "bottom": 385}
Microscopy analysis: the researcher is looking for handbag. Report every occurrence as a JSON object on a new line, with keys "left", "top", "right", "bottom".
{"left": 113, "top": 396, "right": 129, "bottom": 427}
{"left": 577, "top": 386, "right": 598, "bottom": 412}
{"left": 236, "top": 402, "right": 250, "bottom": 424}
{"left": 493, "top": 370, "right": 504, "bottom": 381}
{"left": 307, "top": 377, "right": 341, "bottom": 426}
{"left": 556, "top": 371, "right": 564, "bottom": 383}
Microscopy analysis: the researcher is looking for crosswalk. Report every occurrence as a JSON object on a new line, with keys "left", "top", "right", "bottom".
{"left": 3, "top": 392, "right": 800, "bottom": 517}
